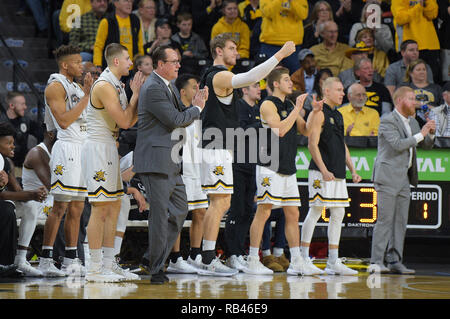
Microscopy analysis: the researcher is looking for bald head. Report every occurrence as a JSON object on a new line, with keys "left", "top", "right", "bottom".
{"left": 348, "top": 83, "right": 367, "bottom": 108}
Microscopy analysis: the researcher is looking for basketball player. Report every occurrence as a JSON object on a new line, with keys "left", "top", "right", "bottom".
{"left": 82, "top": 43, "right": 144, "bottom": 282}
{"left": 14, "top": 128, "right": 57, "bottom": 276}
{"left": 197, "top": 34, "right": 297, "bottom": 276}
{"left": 301, "top": 77, "right": 362, "bottom": 275}
{"left": 166, "top": 74, "right": 207, "bottom": 274}
{"left": 39, "top": 45, "right": 93, "bottom": 277}
{"left": 247, "top": 67, "right": 323, "bottom": 275}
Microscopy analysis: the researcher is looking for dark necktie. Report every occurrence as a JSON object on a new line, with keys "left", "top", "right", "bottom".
{"left": 168, "top": 83, "right": 182, "bottom": 112}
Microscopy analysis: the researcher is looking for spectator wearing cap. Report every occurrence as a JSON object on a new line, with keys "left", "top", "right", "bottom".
{"left": 354, "top": 28, "right": 390, "bottom": 78}
{"left": 259, "top": 0, "right": 309, "bottom": 74}
{"left": 211, "top": 0, "right": 251, "bottom": 59}
{"left": 290, "top": 49, "right": 318, "bottom": 94}
{"left": 338, "top": 82, "right": 380, "bottom": 136}
{"left": 428, "top": 81, "right": 450, "bottom": 137}
{"left": 339, "top": 41, "right": 382, "bottom": 89}
{"left": 93, "top": 0, "right": 144, "bottom": 70}
{"left": 310, "top": 21, "right": 353, "bottom": 77}
{"left": 144, "top": 18, "right": 182, "bottom": 57}
{"left": 348, "top": 1, "right": 394, "bottom": 54}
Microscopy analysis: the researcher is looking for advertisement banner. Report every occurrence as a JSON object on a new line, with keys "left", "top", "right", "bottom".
{"left": 296, "top": 147, "right": 450, "bottom": 181}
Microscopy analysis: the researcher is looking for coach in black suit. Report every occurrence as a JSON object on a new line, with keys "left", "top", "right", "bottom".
{"left": 133, "top": 45, "right": 208, "bottom": 284}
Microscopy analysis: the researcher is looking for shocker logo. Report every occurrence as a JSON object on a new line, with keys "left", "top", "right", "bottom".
{"left": 313, "top": 179, "right": 322, "bottom": 189}
{"left": 213, "top": 166, "right": 224, "bottom": 176}
{"left": 261, "top": 177, "right": 271, "bottom": 187}
{"left": 43, "top": 206, "right": 52, "bottom": 216}
{"left": 54, "top": 165, "right": 64, "bottom": 176}
{"left": 93, "top": 170, "right": 107, "bottom": 182}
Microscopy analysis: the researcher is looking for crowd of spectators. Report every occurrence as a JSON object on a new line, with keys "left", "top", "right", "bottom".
{"left": 6, "top": 0, "right": 450, "bottom": 154}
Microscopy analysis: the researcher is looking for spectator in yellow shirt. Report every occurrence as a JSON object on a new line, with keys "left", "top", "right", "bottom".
{"left": 211, "top": 0, "right": 250, "bottom": 59}
{"left": 93, "top": 0, "right": 144, "bottom": 71}
{"left": 391, "top": 0, "right": 441, "bottom": 84}
{"left": 338, "top": 83, "right": 380, "bottom": 136}
{"left": 310, "top": 21, "right": 354, "bottom": 77}
{"left": 259, "top": 0, "right": 308, "bottom": 74}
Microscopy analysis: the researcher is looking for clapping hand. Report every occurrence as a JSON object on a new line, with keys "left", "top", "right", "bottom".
{"left": 311, "top": 94, "right": 324, "bottom": 113}
{"left": 192, "top": 85, "right": 209, "bottom": 109}
{"left": 130, "top": 71, "right": 145, "bottom": 95}
{"left": 82, "top": 72, "right": 93, "bottom": 96}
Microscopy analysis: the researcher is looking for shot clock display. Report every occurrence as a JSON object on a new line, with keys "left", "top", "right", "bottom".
{"left": 297, "top": 182, "right": 442, "bottom": 229}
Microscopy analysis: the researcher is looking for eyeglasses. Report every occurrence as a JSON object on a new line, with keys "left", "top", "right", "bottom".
{"left": 164, "top": 60, "right": 180, "bottom": 65}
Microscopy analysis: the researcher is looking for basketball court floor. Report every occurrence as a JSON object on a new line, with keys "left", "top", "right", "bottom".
{"left": 1, "top": 263, "right": 449, "bottom": 299}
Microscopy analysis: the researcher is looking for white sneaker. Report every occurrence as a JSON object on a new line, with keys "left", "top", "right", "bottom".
{"left": 16, "top": 260, "right": 44, "bottom": 277}
{"left": 37, "top": 258, "right": 66, "bottom": 277}
{"left": 245, "top": 255, "right": 273, "bottom": 275}
{"left": 226, "top": 255, "right": 250, "bottom": 273}
{"left": 167, "top": 257, "right": 199, "bottom": 274}
{"left": 197, "top": 257, "right": 239, "bottom": 276}
{"left": 61, "top": 258, "right": 86, "bottom": 277}
{"left": 325, "top": 258, "right": 358, "bottom": 276}
{"left": 287, "top": 256, "right": 307, "bottom": 276}
{"left": 187, "top": 255, "right": 203, "bottom": 271}
{"left": 112, "top": 260, "right": 140, "bottom": 280}
{"left": 303, "top": 257, "right": 324, "bottom": 275}
{"left": 86, "top": 263, "right": 125, "bottom": 283}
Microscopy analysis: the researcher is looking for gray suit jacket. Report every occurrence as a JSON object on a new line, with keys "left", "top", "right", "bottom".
{"left": 372, "top": 110, "right": 434, "bottom": 188}
{"left": 133, "top": 71, "right": 200, "bottom": 175}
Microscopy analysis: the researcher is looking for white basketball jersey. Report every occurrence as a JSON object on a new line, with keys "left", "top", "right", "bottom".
{"left": 86, "top": 68, "right": 128, "bottom": 143}
{"left": 182, "top": 119, "right": 203, "bottom": 178}
{"left": 22, "top": 142, "right": 51, "bottom": 191}
{"left": 44, "top": 73, "right": 87, "bottom": 142}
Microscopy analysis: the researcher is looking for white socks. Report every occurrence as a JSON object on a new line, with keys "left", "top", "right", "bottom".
{"left": 202, "top": 240, "right": 216, "bottom": 251}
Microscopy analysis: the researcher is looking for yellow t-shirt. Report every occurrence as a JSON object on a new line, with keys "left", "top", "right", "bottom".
{"left": 338, "top": 103, "right": 380, "bottom": 136}
{"left": 59, "top": 0, "right": 92, "bottom": 33}
{"left": 93, "top": 15, "right": 144, "bottom": 69}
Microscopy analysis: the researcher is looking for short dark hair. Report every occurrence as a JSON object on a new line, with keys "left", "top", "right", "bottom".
{"left": 177, "top": 11, "right": 192, "bottom": 23}
{"left": 400, "top": 39, "right": 417, "bottom": 52}
{"left": 0, "top": 122, "right": 16, "bottom": 138}
{"left": 54, "top": 44, "right": 81, "bottom": 64}
{"left": 151, "top": 44, "right": 173, "bottom": 69}
{"left": 104, "top": 43, "right": 128, "bottom": 66}
{"left": 266, "top": 67, "right": 290, "bottom": 91}
{"left": 5, "top": 91, "right": 24, "bottom": 105}
{"left": 175, "top": 73, "right": 199, "bottom": 92}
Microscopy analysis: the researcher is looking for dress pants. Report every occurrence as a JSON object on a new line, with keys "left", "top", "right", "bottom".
{"left": 370, "top": 182, "right": 411, "bottom": 265}
{"left": 140, "top": 172, "right": 188, "bottom": 275}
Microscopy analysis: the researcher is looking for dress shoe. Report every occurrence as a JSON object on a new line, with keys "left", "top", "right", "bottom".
{"left": 150, "top": 270, "right": 169, "bottom": 284}
{"left": 388, "top": 262, "right": 415, "bottom": 275}
{"left": 367, "top": 263, "right": 390, "bottom": 274}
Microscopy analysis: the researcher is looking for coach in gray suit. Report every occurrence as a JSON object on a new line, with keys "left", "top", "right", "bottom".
{"left": 369, "top": 86, "right": 435, "bottom": 274}
{"left": 133, "top": 45, "right": 208, "bottom": 284}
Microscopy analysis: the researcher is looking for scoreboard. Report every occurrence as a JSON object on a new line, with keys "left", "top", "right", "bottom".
{"left": 295, "top": 140, "right": 450, "bottom": 238}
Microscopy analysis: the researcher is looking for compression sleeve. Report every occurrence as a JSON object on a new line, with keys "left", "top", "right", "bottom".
{"left": 231, "top": 55, "right": 280, "bottom": 89}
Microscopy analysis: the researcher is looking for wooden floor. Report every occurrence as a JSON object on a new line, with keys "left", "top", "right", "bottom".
{"left": 1, "top": 264, "right": 450, "bottom": 300}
